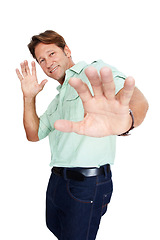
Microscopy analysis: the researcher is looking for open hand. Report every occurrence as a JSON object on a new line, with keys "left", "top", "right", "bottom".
{"left": 16, "top": 60, "right": 48, "bottom": 99}
{"left": 54, "top": 66, "right": 135, "bottom": 137}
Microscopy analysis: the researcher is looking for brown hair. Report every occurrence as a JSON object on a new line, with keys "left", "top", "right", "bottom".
{"left": 28, "top": 30, "right": 66, "bottom": 60}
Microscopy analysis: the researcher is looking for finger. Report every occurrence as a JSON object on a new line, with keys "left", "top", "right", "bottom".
{"left": 16, "top": 68, "right": 23, "bottom": 81}
{"left": 24, "top": 60, "right": 31, "bottom": 75}
{"left": 69, "top": 78, "right": 92, "bottom": 103}
{"left": 100, "top": 67, "right": 115, "bottom": 100}
{"left": 31, "top": 61, "right": 37, "bottom": 77}
{"left": 20, "top": 61, "right": 27, "bottom": 77}
{"left": 39, "top": 79, "right": 48, "bottom": 91}
{"left": 119, "top": 76, "right": 135, "bottom": 106}
{"left": 85, "top": 67, "right": 103, "bottom": 96}
{"left": 54, "top": 119, "right": 83, "bottom": 135}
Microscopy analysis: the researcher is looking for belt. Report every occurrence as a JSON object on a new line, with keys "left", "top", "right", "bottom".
{"left": 52, "top": 164, "right": 110, "bottom": 181}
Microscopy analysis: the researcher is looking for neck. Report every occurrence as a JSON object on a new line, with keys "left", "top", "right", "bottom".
{"left": 59, "top": 58, "right": 75, "bottom": 85}
{"left": 68, "top": 58, "right": 75, "bottom": 69}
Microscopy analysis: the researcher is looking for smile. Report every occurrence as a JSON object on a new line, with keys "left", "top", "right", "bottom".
{"left": 50, "top": 66, "right": 58, "bottom": 73}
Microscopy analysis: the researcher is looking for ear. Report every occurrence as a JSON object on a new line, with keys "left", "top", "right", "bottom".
{"left": 64, "top": 45, "right": 71, "bottom": 58}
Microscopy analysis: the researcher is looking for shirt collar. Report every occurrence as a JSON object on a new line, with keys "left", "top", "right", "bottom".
{"left": 56, "top": 61, "right": 87, "bottom": 92}
{"left": 56, "top": 85, "right": 62, "bottom": 92}
{"left": 68, "top": 61, "right": 87, "bottom": 74}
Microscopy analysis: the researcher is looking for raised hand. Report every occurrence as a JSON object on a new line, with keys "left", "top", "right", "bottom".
{"left": 54, "top": 66, "right": 135, "bottom": 137}
{"left": 16, "top": 60, "right": 48, "bottom": 99}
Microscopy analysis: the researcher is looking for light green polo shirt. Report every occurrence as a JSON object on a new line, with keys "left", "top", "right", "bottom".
{"left": 38, "top": 60, "right": 126, "bottom": 168}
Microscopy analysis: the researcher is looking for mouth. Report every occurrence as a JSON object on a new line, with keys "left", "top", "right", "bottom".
{"left": 50, "top": 66, "right": 59, "bottom": 73}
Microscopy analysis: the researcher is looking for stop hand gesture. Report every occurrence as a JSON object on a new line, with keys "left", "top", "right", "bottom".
{"left": 54, "top": 66, "right": 135, "bottom": 137}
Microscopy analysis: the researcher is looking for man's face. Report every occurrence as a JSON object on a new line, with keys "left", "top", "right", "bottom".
{"left": 35, "top": 43, "right": 73, "bottom": 84}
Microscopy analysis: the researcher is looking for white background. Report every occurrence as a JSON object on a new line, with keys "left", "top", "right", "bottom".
{"left": 1, "top": 0, "right": 159, "bottom": 239}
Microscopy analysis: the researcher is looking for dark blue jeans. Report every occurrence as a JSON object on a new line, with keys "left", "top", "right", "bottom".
{"left": 46, "top": 166, "right": 113, "bottom": 240}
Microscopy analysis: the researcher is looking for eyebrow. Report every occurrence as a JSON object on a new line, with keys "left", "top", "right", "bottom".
{"left": 38, "top": 50, "right": 55, "bottom": 61}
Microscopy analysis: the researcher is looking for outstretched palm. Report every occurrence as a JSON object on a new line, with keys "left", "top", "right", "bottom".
{"left": 16, "top": 60, "right": 47, "bottom": 99}
{"left": 54, "top": 66, "right": 135, "bottom": 137}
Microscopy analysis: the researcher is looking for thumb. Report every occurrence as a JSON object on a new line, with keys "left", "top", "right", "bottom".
{"left": 39, "top": 79, "right": 48, "bottom": 91}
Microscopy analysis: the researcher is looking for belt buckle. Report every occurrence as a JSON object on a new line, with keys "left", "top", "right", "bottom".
{"left": 67, "top": 170, "right": 85, "bottom": 181}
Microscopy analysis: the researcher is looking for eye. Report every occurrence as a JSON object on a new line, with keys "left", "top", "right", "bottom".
{"left": 50, "top": 52, "right": 55, "bottom": 56}
{"left": 39, "top": 59, "right": 45, "bottom": 64}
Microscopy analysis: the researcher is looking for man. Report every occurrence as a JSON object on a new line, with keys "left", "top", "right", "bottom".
{"left": 16, "top": 30, "right": 148, "bottom": 240}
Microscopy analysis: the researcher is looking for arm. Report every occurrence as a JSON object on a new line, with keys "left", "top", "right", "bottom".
{"left": 16, "top": 61, "right": 47, "bottom": 142}
{"left": 23, "top": 97, "right": 39, "bottom": 141}
{"left": 54, "top": 66, "right": 148, "bottom": 137}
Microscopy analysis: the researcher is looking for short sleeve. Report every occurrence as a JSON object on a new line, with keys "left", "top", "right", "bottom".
{"left": 38, "top": 112, "right": 52, "bottom": 140}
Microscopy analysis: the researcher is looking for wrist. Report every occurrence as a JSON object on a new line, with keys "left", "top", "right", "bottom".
{"left": 118, "top": 109, "right": 134, "bottom": 136}
{"left": 23, "top": 96, "right": 36, "bottom": 104}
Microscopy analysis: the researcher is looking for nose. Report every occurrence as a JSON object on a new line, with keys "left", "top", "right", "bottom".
{"left": 46, "top": 58, "right": 54, "bottom": 69}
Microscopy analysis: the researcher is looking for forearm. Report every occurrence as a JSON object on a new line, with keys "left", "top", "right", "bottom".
{"left": 23, "top": 97, "right": 39, "bottom": 141}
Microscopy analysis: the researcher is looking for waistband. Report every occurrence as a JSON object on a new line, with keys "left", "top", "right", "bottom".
{"left": 52, "top": 164, "right": 110, "bottom": 181}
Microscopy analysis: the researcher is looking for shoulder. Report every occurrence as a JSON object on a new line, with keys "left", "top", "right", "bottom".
{"left": 90, "top": 59, "right": 107, "bottom": 69}
{"left": 89, "top": 60, "right": 125, "bottom": 77}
